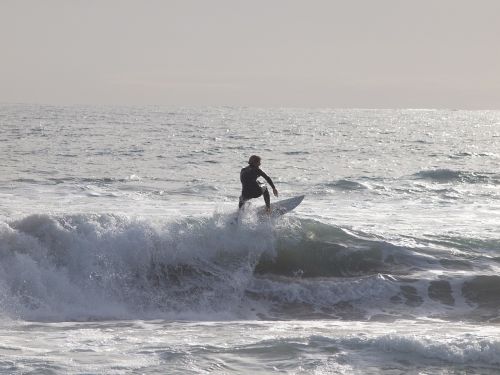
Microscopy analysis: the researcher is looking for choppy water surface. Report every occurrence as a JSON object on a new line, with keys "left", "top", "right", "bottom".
{"left": 1, "top": 104, "right": 500, "bottom": 374}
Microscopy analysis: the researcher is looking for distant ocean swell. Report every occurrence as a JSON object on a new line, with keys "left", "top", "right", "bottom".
{"left": 413, "top": 169, "right": 500, "bottom": 184}
{"left": 310, "top": 171, "right": 500, "bottom": 203}
{"left": 0, "top": 213, "right": 498, "bottom": 321}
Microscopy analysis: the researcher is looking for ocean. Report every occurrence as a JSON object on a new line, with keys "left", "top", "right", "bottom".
{"left": 1, "top": 103, "right": 500, "bottom": 374}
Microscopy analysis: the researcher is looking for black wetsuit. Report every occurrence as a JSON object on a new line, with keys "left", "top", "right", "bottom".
{"left": 239, "top": 165, "right": 276, "bottom": 209}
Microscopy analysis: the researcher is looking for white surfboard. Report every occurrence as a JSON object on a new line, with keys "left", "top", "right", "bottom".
{"left": 257, "top": 195, "right": 305, "bottom": 218}
{"left": 230, "top": 195, "right": 304, "bottom": 225}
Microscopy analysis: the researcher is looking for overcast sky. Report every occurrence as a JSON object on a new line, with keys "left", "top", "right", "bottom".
{"left": 1, "top": 0, "right": 499, "bottom": 108}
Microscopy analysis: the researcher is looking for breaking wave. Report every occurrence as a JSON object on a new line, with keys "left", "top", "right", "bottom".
{"left": 0, "top": 213, "right": 498, "bottom": 322}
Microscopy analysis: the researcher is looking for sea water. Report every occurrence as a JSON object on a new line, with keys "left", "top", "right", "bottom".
{"left": 1, "top": 104, "right": 500, "bottom": 374}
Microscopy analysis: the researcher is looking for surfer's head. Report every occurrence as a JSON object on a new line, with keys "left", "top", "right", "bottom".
{"left": 248, "top": 155, "right": 261, "bottom": 167}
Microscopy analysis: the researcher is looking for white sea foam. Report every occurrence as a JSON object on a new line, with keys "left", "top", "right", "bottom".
{"left": 0, "top": 212, "right": 497, "bottom": 323}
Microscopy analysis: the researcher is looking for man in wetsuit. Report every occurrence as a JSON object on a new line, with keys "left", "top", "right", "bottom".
{"left": 239, "top": 155, "right": 278, "bottom": 212}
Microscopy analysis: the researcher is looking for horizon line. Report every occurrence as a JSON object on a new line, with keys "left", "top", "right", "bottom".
{"left": 2, "top": 101, "right": 499, "bottom": 112}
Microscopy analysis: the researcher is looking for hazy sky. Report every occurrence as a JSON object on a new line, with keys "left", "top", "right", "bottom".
{"left": 1, "top": 0, "right": 499, "bottom": 108}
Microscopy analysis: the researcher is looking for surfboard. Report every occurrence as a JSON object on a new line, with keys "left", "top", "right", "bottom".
{"left": 230, "top": 195, "right": 304, "bottom": 225}
{"left": 256, "top": 195, "right": 305, "bottom": 218}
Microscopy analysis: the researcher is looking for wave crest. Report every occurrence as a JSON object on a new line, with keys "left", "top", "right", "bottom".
{"left": 1, "top": 213, "right": 499, "bottom": 322}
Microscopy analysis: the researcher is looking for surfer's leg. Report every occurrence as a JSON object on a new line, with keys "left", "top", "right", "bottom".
{"left": 261, "top": 186, "right": 270, "bottom": 209}
{"left": 238, "top": 195, "right": 246, "bottom": 209}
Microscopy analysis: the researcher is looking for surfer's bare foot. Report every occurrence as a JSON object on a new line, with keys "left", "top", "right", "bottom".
{"left": 265, "top": 207, "right": 271, "bottom": 214}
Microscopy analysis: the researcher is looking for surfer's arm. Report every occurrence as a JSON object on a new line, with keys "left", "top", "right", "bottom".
{"left": 258, "top": 170, "right": 275, "bottom": 189}
{"left": 258, "top": 169, "right": 278, "bottom": 195}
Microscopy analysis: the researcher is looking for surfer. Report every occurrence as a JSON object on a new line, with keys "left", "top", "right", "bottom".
{"left": 239, "top": 155, "right": 278, "bottom": 212}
